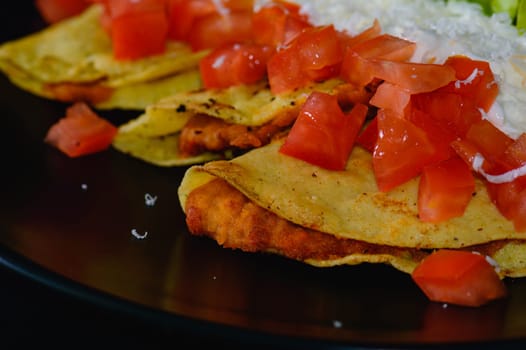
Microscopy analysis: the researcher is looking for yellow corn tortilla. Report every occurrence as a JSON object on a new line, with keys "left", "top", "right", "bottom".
{"left": 177, "top": 142, "right": 526, "bottom": 278}
{"left": 112, "top": 78, "right": 353, "bottom": 166}
{"left": 0, "top": 4, "right": 205, "bottom": 109}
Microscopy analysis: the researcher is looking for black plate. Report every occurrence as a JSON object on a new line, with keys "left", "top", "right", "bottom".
{"left": 2, "top": 2, "right": 526, "bottom": 348}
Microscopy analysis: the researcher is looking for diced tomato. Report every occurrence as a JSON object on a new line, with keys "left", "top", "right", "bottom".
{"left": 412, "top": 249, "right": 507, "bottom": 307}
{"left": 418, "top": 157, "right": 475, "bottom": 223}
{"left": 267, "top": 25, "right": 344, "bottom": 94}
{"left": 411, "top": 91, "right": 480, "bottom": 138}
{"left": 167, "top": 0, "right": 217, "bottom": 41}
{"left": 451, "top": 121, "right": 526, "bottom": 232}
{"left": 252, "top": 1, "right": 312, "bottom": 48}
{"left": 279, "top": 92, "right": 368, "bottom": 171}
{"left": 451, "top": 138, "right": 488, "bottom": 171}
{"left": 104, "top": 0, "right": 166, "bottom": 17}
{"left": 44, "top": 102, "right": 118, "bottom": 158}
{"left": 451, "top": 138, "right": 516, "bottom": 179}
{"left": 266, "top": 46, "right": 305, "bottom": 94}
{"left": 440, "top": 55, "right": 499, "bottom": 112}
{"left": 35, "top": 0, "right": 90, "bottom": 24}
{"left": 486, "top": 177, "right": 526, "bottom": 215}
{"left": 342, "top": 51, "right": 457, "bottom": 93}
{"left": 465, "top": 120, "right": 514, "bottom": 164}
{"left": 199, "top": 43, "right": 273, "bottom": 89}
{"left": 369, "top": 82, "right": 411, "bottom": 115}
{"left": 101, "top": 0, "right": 169, "bottom": 60}
{"left": 221, "top": 0, "right": 254, "bottom": 10}
{"left": 412, "top": 91, "right": 461, "bottom": 123}
{"left": 356, "top": 117, "right": 378, "bottom": 153}
{"left": 502, "top": 133, "right": 526, "bottom": 168}
{"left": 342, "top": 19, "right": 382, "bottom": 50}
{"left": 350, "top": 33, "right": 416, "bottom": 62}
{"left": 186, "top": 10, "right": 254, "bottom": 51}
{"left": 265, "top": 0, "right": 306, "bottom": 15}
{"left": 167, "top": 0, "right": 254, "bottom": 43}
{"left": 295, "top": 26, "right": 343, "bottom": 70}
{"left": 372, "top": 109, "right": 437, "bottom": 192}
{"left": 410, "top": 108, "right": 458, "bottom": 164}
{"left": 111, "top": 11, "right": 169, "bottom": 60}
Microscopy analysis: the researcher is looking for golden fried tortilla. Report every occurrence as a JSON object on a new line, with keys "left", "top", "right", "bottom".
{"left": 177, "top": 150, "right": 526, "bottom": 278}
{"left": 0, "top": 4, "right": 205, "bottom": 109}
{"left": 179, "top": 140, "right": 526, "bottom": 250}
{"left": 112, "top": 79, "right": 372, "bottom": 166}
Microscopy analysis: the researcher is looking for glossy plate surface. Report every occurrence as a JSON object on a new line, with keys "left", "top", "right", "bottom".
{"left": 1, "top": 2, "right": 526, "bottom": 348}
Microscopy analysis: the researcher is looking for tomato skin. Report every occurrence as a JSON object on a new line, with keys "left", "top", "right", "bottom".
{"left": 35, "top": 0, "right": 90, "bottom": 24}
{"left": 167, "top": 0, "right": 216, "bottom": 41}
{"left": 356, "top": 117, "right": 378, "bottom": 153}
{"left": 412, "top": 249, "right": 507, "bottom": 307}
{"left": 342, "top": 51, "right": 457, "bottom": 93}
{"left": 502, "top": 133, "right": 526, "bottom": 168}
{"left": 369, "top": 82, "right": 411, "bottom": 115}
{"left": 418, "top": 157, "right": 475, "bottom": 223}
{"left": 486, "top": 176, "right": 526, "bottom": 232}
{"left": 104, "top": 0, "right": 166, "bottom": 17}
{"left": 465, "top": 120, "right": 514, "bottom": 164}
{"left": 187, "top": 10, "right": 254, "bottom": 51}
{"left": 451, "top": 138, "right": 493, "bottom": 173}
{"left": 266, "top": 46, "right": 305, "bottom": 95}
{"left": 199, "top": 43, "right": 273, "bottom": 89}
{"left": 350, "top": 33, "right": 416, "bottom": 61}
{"left": 267, "top": 25, "right": 344, "bottom": 94}
{"left": 295, "top": 25, "right": 343, "bottom": 70}
{"left": 111, "top": 11, "right": 169, "bottom": 60}
{"left": 44, "top": 102, "right": 118, "bottom": 158}
{"left": 280, "top": 92, "right": 367, "bottom": 171}
{"left": 372, "top": 109, "right": 437, "bottom": 192}
{"left": 411, "top": 91, "right": 475, "bottom": 138}
{"left": 343, "top": 19, "right": 382, "bottom": 50}
{"left": 409, "top": 108, "right": 458, "bottom": 164}
{"left": 97, "top": 0, "right": 169, "bottom": 60}
{"left": 252, "top": 1, "right": 312, "bottom": 48}
{"left": 440, "top": 55, "right": 499, "bottom": 112}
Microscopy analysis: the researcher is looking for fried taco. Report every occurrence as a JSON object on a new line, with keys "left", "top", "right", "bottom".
{"left": 0, "top": 4, "right": 204, "bottom": 109}
{"left": 178, "top": 141, "right": 526, "bottom": 275}
{"left": 112, "top": 78, "right": 373, "bottom": 166}
{"left": 174, "top": 0, "right": 526, "bottom": 307}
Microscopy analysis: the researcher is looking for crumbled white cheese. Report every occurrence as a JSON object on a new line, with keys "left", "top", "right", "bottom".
{"left": 485, "top": 255, "right": 502, "bottom": 273}
{"left": 131, "top": 229, "right": 148, "bottom": 239}
{"left": 472, "top": 153, "right": 526, "bottom": 183}
{"left": 144, "top": 193, "right": 157, "bottom": 207}
{"left": 454, "top": 68, "right": 483, "bottom": 89}
{"left": 472, "top": 251, "right": 502, "bottom": 273}
{"left": 332, "top": 320, "right": 343, "bottom": 328}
